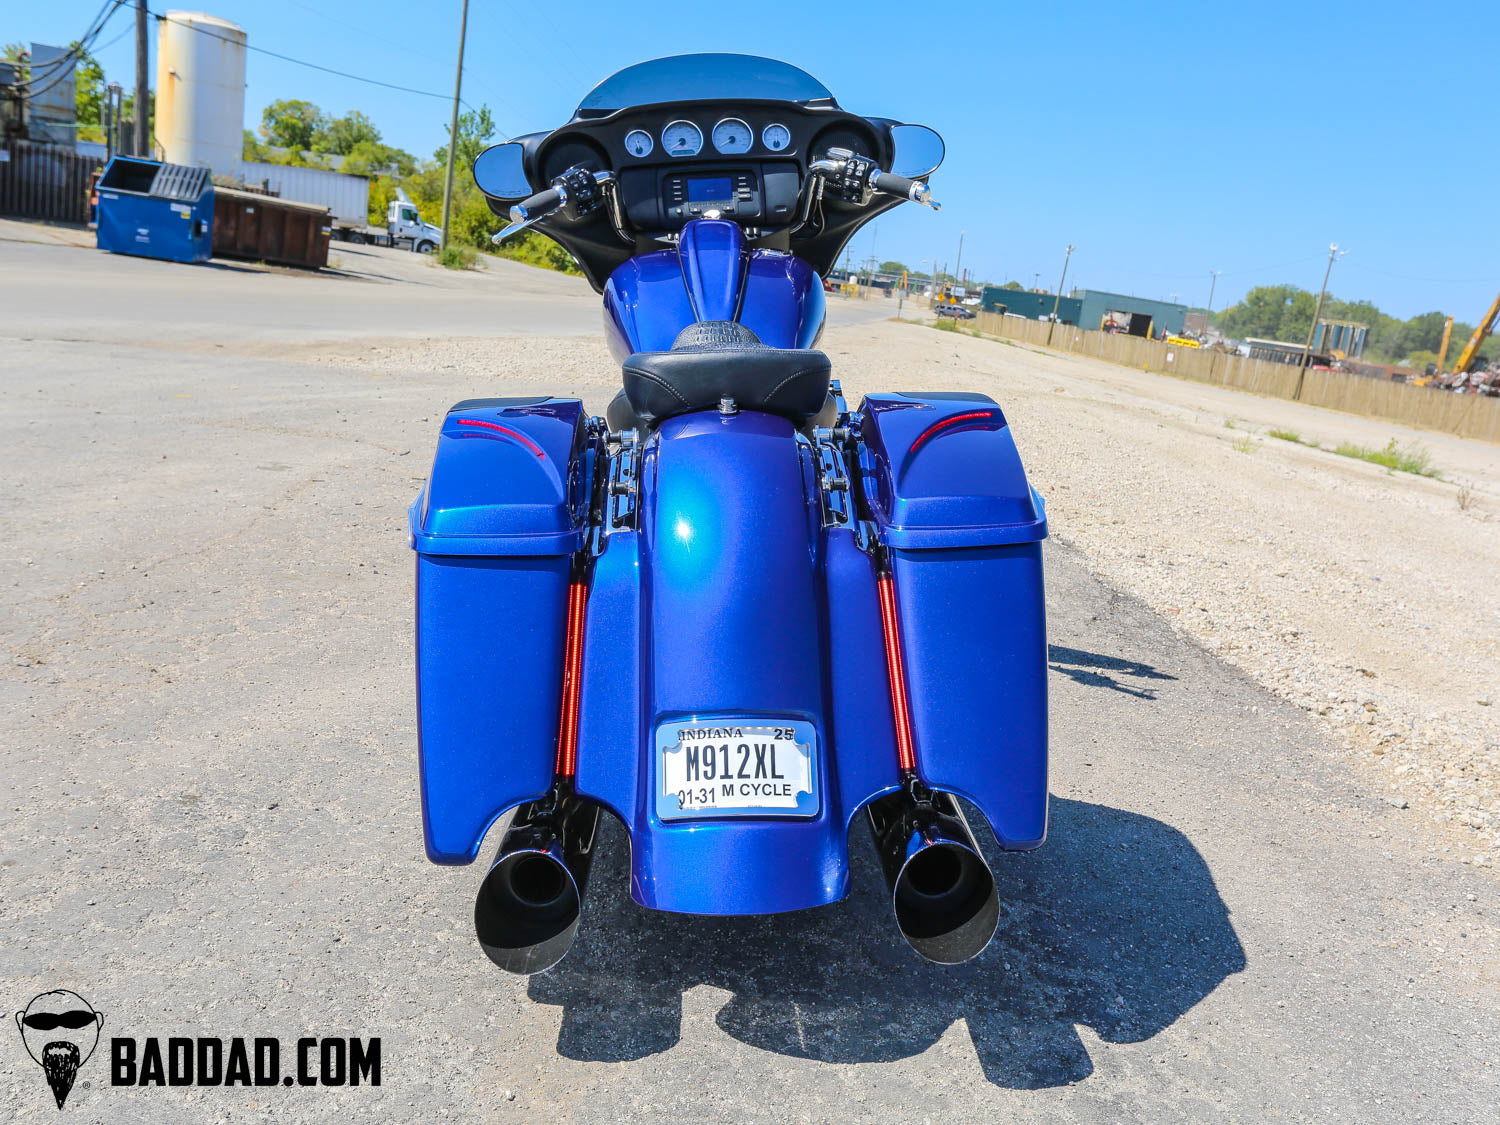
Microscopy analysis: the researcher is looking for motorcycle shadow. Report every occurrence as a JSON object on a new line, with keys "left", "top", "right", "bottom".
{"left": 527, "top": 796, "right": 1245, "bottom": 1089}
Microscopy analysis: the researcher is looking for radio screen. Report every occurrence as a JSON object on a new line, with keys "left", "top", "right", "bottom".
{"left": 686, "top": 177, "right": 733, "bottom": 202}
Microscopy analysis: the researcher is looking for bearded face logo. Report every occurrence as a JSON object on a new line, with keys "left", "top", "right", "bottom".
{"left": 15, "top": 991, "right": 104, "bottom": 1109}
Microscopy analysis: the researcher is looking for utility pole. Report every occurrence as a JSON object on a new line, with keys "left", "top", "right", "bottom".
{"left": 1047, "top": 244, "right": 1074, "bottom": 345}
{"left": 1206, "top": 269, "right": 1221, "bottom": 334}
{"left": 1296, "top": 242, "right": 1344, "bottom": 399}
{"left": 104, "top": 82, "right": 119, "bottom": 160}
{"left": 439, "top": 0, "right": 470, "bottom": 253}
{"left": 133, "top": 0, "right": 149, "bottom": 156}
{"left": 954, "top": 231, "right": 965, "bottom": 290}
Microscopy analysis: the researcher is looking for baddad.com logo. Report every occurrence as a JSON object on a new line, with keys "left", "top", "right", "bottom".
{"left": 15, "top": 989, "right": 380, "bottom": 1111}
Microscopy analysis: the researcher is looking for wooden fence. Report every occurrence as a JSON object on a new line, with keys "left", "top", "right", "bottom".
{"left": 0, "top": 139, "right": 99, "bottom": 224}
{"left": 970, "top": 311, "right": 1500, "bottom": 444}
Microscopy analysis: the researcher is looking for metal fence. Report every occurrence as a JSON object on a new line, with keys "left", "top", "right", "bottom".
{"left": 970, "top": 310, "right": 1500, "bottom": 444}
{"left": 0, "top": 139, "right": 101, "bottom": 224}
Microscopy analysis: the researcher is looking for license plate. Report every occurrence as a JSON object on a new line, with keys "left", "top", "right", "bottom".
{"left": 655, "top": 718, "right": 819, "bottom": 821}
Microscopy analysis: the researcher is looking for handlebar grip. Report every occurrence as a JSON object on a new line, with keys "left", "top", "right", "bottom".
{"left": 511, "top": 186, "right": 563, "bottom": 222}
{"left": 870, "top": 171, "right": 923, "bottom": 200}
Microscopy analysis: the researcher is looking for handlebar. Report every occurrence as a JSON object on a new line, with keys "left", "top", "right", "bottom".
{"left": 870, "top": 170, "right": 937, "bottom": 209}
{"left": 513, "top": 186, "right": 564, "bottom": 222}
{"left": 492, "top": 185, "right": 567, "bottom": 243}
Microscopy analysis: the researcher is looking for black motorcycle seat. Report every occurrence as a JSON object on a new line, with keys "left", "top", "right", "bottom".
{"left": 622, "top": 321, "right": 831, "bottom": 427}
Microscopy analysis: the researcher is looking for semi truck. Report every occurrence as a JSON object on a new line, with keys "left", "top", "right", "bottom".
{"left": 230, "top": 161, "right": 442, "bottom": 252}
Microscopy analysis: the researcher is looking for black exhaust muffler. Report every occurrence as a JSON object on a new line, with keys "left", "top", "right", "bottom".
{"left": 867, "top": 785, "right": 999, "bottom": 964}
{"left": 474, "top": 793, "right": 600, "bottom": 974}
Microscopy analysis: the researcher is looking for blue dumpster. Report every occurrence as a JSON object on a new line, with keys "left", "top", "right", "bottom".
{"left": 96, "top": 157, "right": 214, "bottom": 264}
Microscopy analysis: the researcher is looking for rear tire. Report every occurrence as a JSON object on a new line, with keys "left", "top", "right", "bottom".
{"left": 349, "top": 231, "right": 366, "bottom": 245}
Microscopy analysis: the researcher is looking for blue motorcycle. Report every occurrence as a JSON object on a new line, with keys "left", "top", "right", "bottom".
{"left": 410, "top": 54, "right": 1048, "bottom": 973}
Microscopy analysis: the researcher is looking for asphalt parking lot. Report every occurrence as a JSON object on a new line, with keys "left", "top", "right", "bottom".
{"left": 2, "top": 232, "right": 1496, "bottom": 1122}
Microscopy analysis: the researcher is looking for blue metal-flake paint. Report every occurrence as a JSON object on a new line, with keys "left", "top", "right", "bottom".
{"left": 603, "top": 219, "right": 825, "bottom": 360}
{"left": 411, "top": 235, "right": 1051, "bottom": 913}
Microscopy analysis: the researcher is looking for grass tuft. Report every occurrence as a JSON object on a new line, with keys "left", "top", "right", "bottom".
{"left": 1268, "top": 428, "right": 1303, "bottom": 443}
{"left": 1231, "top": 435, "right": 1257, "bottom": 454}
{"left": 1333, "top": 438, "right": 1440, "bottom": 478}
{"left": 435, "top": 244, "right": 481, "bottom": 270}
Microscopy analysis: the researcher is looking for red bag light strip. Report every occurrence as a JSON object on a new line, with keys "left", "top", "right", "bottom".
{"left": 909, "top": 410, "right": 1000, "bottom": 453}
{"left": 554, "top": 581, "right": 587, "bottom": 778}
{"left": 455, "top": 417, "right": 547, "bottom": 459}
{"left": 876, "top": 573, "right": 918, "bottom": 774}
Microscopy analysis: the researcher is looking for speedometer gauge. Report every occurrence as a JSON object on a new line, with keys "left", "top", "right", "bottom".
{"left": 623, "top": 129, "right": 653, "bottom": 158}
{"left": 712, "top": 118, "right": 753, "bottom": 155}
{"left": 761, "top": 123, "right": 792, "bottom": 152}
{"left": 661, "top": 120, "right": 703, "bottom": 158}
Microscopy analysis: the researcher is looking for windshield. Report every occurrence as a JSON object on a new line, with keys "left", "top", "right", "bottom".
{"left": 576, "top": 54, "right": 835, "bottom": 113}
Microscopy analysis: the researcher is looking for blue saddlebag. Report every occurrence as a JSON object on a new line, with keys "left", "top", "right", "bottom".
{"left": 410, "top": 397, "right": 591, "bottom": 863}
{"left": 857, "top": 392, "right": 1049, "bottom": 849}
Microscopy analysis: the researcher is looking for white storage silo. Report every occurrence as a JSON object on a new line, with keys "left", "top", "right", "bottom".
{"left": 154, "top": 11, "right": 246, "bottom": 174}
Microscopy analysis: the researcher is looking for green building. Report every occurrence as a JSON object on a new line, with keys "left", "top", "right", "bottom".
{"left": 1073, "top": 290, "right": 1188, "bottom": 337}
{"left": 980, "top": 287, "right": 1082, "bottom": 323}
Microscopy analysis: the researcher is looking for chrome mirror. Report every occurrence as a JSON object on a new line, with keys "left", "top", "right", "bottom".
{"left": 889, "top": 125, "right": 945, "bottom": 179}
{"left": 472, "top": 143, "right": 531, "bottom": 199}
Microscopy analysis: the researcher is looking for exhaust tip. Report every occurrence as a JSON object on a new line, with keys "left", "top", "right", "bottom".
{"left": 892, "top": 838, "right": 999, "bottom": 965}
{"left": 474, "top": 848, "right": 582, "bottom": 975}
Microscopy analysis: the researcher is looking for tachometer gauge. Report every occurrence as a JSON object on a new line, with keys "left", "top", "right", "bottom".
{"left": 661, "top": 120, "right": 703, "bottom": 158}
{"left": 761, "top": 123, "right": 792, "bottom": 152}
{"left": 712, "top": 118, "right": 753, "bottom": 155}
{"left": 623, "top": 129, "right": 653, "bottom": 158}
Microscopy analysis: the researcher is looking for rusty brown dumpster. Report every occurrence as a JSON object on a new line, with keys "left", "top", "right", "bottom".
{"left": 212, "top": 187, "right": 332, "bottom": 269}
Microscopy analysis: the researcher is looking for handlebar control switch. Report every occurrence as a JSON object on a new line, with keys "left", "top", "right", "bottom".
{"left": 556, "top": 164, "right": 604, "bottom": 220}
{"left": 821, "top": 146, "right": 879, "bottom": 204}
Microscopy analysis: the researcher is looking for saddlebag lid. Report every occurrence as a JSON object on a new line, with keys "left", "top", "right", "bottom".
{"left": 409, "top": 397, "right": 588, "bottom": 556}
{"left": 857, "top": 392, "right": 1047, "bottom": 550}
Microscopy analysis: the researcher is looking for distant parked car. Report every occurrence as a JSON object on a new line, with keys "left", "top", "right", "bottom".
{"left": 935, "top": 304, "right": 975, "bottom": 320}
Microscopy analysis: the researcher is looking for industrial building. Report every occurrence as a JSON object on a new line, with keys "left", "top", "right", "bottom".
{"left": 1074, "top": 290, "right": 1188, "bottom": 337}
{"left": 1312, "top": 319, "right": 1368, "bottom": 359}
{"left": 980, "top": 286, "right": 1188, "bottom": 336}
{"left": 980, "top": 287, "right": 1082, "bottom": 323}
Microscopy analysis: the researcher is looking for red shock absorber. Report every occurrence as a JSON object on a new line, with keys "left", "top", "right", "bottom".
{"left": 554, "top": 580, "right": 588, "bottom": 779}
{"left": 876, "top": 571, "right": 918, "bottom": 775}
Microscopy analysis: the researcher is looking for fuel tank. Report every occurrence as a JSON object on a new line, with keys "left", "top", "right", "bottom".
{"left": 602, "top": 219, "right": 826, "bottom": 361}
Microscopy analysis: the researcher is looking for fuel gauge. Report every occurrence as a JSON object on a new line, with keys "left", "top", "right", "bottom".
{"left": 761, "top": 123, "right": 792, "bottom": 152}
{"left": 623, "top": 129, "right": 654, "bottom": 158}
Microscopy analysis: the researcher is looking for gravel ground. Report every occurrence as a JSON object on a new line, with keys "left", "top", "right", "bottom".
{"left": 308, "top": 312, "right": 1500, "bottom": 867}
{"left": 4, "top": 236, "right": 1497, "bottom": 1121}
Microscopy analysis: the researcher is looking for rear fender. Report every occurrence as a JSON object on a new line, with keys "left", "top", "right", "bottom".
{"left": 575, "top": 410, "right": 903, "bottom": 913}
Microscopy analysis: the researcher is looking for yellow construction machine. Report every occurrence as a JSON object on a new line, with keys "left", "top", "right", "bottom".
{"left": 1452, "top": 292, "right": 1500, "bottom": 373}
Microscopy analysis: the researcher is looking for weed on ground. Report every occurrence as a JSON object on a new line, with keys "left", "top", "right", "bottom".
{"left": 1333, "top": 438, "right": 1440, "bottom": 478}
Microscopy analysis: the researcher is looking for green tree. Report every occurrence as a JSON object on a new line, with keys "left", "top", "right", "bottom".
{"left": 341, "top": 138, "right": 417, "bottom": 178}
{"left": 1217, "top": 284, "right": 1317, "bottom": 342}
{"left": 2, "top": 42, "right": 27, "bottom": 79}
{"left": 73, "top": 44, "right": 104, "bottom": 140}
{"left": 317, "top": 110, "right": 381, "bottom": 155}
{"left": 433, "top": 104, "right": 495, "bottom": 171}
{"left": 242, "top": 129, "right": 272, "bottom": 161}
{"left": 878, "top": 260, "right": 908, "bottom": 275}
{"left": 259, "top": 98, "right": 326, "bottom": 151}
{"left": 1001, "top": 280, "right": 1023, "bottom": 290}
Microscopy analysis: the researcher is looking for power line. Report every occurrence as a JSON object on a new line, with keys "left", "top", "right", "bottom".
{"left": 151, "top": 8, "right": 456, "bottom": 103}
{"left": 17, "top": 0, "right": 128, "bottom": 100}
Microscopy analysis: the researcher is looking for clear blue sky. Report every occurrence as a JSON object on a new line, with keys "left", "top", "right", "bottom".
{"left": 24, "top": 0, "right": 1500, "bottom": 320}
